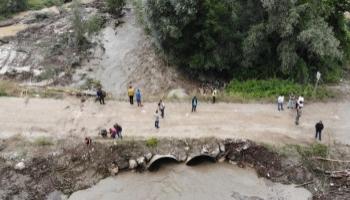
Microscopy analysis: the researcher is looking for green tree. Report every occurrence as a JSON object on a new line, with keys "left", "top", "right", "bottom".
{"left": 0, "top": 0, "right": 27, "bottom": 17}
{"left": 144, "top": 0, "right": 348, "bottom": 82}
{"left": 105, "top": 0, "right": 125, "bottom": 16}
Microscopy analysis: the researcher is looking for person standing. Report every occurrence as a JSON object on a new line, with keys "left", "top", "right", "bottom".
{"left": 192, "top": 96, "right": 198, "bottom": 112}
{"left": 96, "top": 87, "right": 106, "bottom": 105}
{"left": 212, "top": 89, "right": 218, "bottom": 104}
{"left": 315, "top": 121, "right": 324, "bottom": 141}
{"left": 297, "top": 96, "right": 304, "bottom": 109}
{"left": 158, "top": 99, "right": 165, "bottom": 118}
{"left": 115, "top": 124, "right": 123, "bottom": 139}
{"left": 295, "top": 101, "right": 302, "bottom": 125}
{"left": 128, "top": 84, "right": 135, "bottom": 105}
{"left": 277, "top": 95, "right": 284, "bottom": 111}
{"left": 136, "top": 89, "right": 142, "bottom": 107}
{"left": 154, "top": 110, "right": 160, "bottom": 129}
{"left": 287, "top": 93, "right": 295, "bottom": 109}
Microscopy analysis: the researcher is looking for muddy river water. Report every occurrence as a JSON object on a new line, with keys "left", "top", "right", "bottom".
{"left": 68, "top": 163, "right": 312, "bottom": 200}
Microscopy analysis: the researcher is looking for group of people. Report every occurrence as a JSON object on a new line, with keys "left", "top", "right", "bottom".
{"left": 96, "top": 83, "right": 325, "bottom": 143}
{"left": 277, "top": 94, "right": 304, "bottom": 111}
{"left": 154, "top": 99, "right": 165, "bottom": 129}
{"left": 277, "top": 94, "right": 304, "bottom": 125}
{"left": 85, "top": 123, "right": 123, "bottom": 146}
{"left": 97, "top": 84, "right": 143, "bottom": 107}
{"left": 277, "top": 94, "right": 324, "bottom": 141}
{"left": 100, "top": 123, "right": 123, "bottom": 139}
{"left": 128, "top": 85, "right": 143, "bottom": 107}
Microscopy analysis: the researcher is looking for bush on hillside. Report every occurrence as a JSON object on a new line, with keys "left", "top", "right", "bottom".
{"left": 0, "top": 0, "right": 27, "bottom": 17}
{"left": 86, "top": 14, "right": 105, "bottom": 36}
{"left": 105, "top": 0, "right": 125, "bottom": 16}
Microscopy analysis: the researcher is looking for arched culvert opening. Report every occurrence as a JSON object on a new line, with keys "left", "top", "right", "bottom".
{"left": 186, "top": 154, "right": 216, "bottom": 166}
{"left": 147, "top": 155, "right": 179, "bottom": 172}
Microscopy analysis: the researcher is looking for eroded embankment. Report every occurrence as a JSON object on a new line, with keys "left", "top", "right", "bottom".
{"left": 0, "top": 137, "right": 348, "bottom": 200}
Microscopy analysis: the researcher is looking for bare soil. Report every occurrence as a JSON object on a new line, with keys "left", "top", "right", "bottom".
{"left": 0, "top": 97, "right": 349, "bottom": 146}
{"left": 1, "top": 138, "right": 348, "bottom": 200}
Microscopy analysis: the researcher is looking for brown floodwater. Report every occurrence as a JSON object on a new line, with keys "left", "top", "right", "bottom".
{"left": 68, "top": 163, "right": 312, "bottom": 200}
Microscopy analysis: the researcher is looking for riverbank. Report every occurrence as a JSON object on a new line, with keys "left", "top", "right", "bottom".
{"left": 0, "top": 137, "right": 349, "bottom": 199}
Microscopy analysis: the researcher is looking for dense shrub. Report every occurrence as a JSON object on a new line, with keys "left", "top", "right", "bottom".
{"left": 0, "top": 0, "right": 27, "bottom": 17}
{"left": 146, "top": 137, "right": 158, "bottom": 148}
{"left": 105, "top": 0, "right": 125, "bottom": 16}
{"left": 86, "top": 14, "right": 105, "bottom": 36}
{"left": 144, "top": 0, "right": 350, "bottom": 83}
{"left": 27, "top": 0, "right": 63, "bottom": 10}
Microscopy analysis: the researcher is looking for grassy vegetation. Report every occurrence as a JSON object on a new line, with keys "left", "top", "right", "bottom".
{"left": 86, "top": 14, "right": 105, "bottom": 36}
{"left": 0, "top": 0, "right": 63, "bottom": 20}
{"left": 145, "top": 137, "right": 158, "bottom": 148}
{"left": 0, "top": 80, "right": 69, "bottom": 98}
{"left": 28, "top": 0, "right": 63, "bottom": 10}
{"left": 33, "top": 136, "right": 54, "bottom": 146}
{"left": 266, "top": 143, "right": 329, "bottom": 160}
{"left": 0, "top": 80, "right": 21, "bottom": 96}
{"left": 105, "top": 0, "right": 125, "bottom": 16}
{"left": 225, "top": 79, "right": 334, "bottom": 101}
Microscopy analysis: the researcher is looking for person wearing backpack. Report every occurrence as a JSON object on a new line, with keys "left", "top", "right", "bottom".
{"left": 96, "top": 87, "right": 106, "bottom": 105}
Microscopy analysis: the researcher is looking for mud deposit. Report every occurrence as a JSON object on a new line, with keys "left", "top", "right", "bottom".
{"left": 69, "top": 163, "right": 312, "bottom": 200}
{"left": 0, "top": 138, "right": 348, "bottom": 200}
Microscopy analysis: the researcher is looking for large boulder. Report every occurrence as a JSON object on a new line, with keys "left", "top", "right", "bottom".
{"left": 144, "top": 153, "right": 153, "bottom": 162}
{"left": 14, "top": 162, "right": 25, "bottom": 170}
{"left": 129, "top": 159, "right": 138, "bottom": 169}
{"left": 167, "top": 88, "right": 188, "bottom": 99}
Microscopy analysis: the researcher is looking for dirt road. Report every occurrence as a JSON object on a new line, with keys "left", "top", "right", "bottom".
{"left": 0, "top": 97, "right": 349, "bottom": 145}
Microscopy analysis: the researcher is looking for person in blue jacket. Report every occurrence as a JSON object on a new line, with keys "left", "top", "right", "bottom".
{"left": 136, "top": 89, "right": 142, "bottom": 107}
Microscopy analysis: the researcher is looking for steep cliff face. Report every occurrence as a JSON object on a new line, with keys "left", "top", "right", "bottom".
{"left": 0, "top": 2, "right": 195, "bottom": 97}
{"left": 74, "top": 7, "right": 193, "bottom": 97}
{"left": 0, "top": 5, "right": 86, "bottom": 83}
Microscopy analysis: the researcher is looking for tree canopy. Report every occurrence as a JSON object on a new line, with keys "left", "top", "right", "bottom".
{"left": 144, "top": 0, "right": 350, "bottom": 83}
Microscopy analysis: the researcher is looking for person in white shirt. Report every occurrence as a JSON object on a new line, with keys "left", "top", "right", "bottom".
{"left": 154, "top": 110, "right": 160, "bottom": 129}
{"left": 277, "top": 95, "right": 284, "bottom": 111}
{"left": 295, "top": 96, "right": 304, "bottom": 125}
{"left": 297, "top": 96, "right": 304, "bottom": 109}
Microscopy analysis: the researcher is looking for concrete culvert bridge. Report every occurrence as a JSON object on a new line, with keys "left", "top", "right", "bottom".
{"left": 185, "top": 154, "right": 217, "bottom": 166}
{"left": 147, "top": 155, "right": 179, "bottom": 171}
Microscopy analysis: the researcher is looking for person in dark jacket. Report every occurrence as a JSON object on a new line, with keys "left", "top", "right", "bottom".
{"left": 192, "top": 96, "right": 198, "bottom": 112}
{"left": 158, "top": 99, "right": 165, "bottom": 118}
{"left": 96, "top": 87, "right": 106, "bottom": 105}
{"left": 115, "top": 124, "right": 123, "bottom": 139}
{"left": 85, "top": 137, "right": 92, "bottom": 146}
{"left": 315, "top": 121, "right": 324, "bottom": 141}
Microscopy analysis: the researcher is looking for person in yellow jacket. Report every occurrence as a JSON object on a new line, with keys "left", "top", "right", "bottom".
{"left": 128, "top": 85, "right": 135, "bottom": 105}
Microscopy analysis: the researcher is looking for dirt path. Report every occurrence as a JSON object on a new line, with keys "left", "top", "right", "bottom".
{"left": 0, "top": 97, "right": 349, "bottom": 145}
